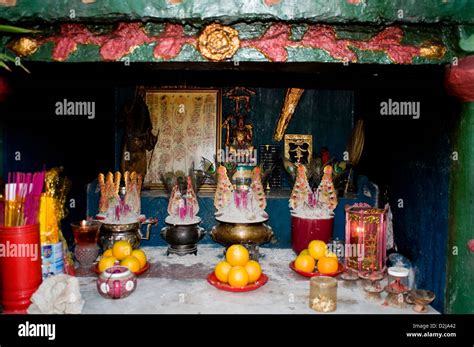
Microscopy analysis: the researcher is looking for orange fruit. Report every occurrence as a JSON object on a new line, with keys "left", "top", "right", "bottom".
{"left": 98, "top": 256, "right": 117, "bottom": 273}
{"left": 244, "top": 260, "right": 262, "bottom": 283}
{"left": 112, "top": 240, "right": 133, "bottom": 260}
{"left": 299, "top": 249, "right": 309, "bottom": 256}
{"left": 317, "top": 256, "right": 339, "bottom": 274}
{"left": 325, "top": 251, "right": 338, "bottom": 259}
{"left": 228, "top": 266, "right": 249, "bottom": 287}
{"left": 308, "top": 240, "right": 327, "bottom": 260}
{"left": 120, "top": 255, "right": 141, "bottom": 272}
{"left": 214, "top": 261, "right": 232, "bottom": 283}
{"left": 294, "top": 254, "right": 316, "bottom": 273}
{"left": 225, "top": 245, "right": 249, "bottom": 267}
{"left": 103, "top": 249, "right": 113, "bottom": 257}
{"left": 131, "top": 249, "right": 147, "bottom": 269}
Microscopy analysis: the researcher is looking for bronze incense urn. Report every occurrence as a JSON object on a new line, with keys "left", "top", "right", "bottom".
{"left": 99, "top": 221, "right": 156, "bottom": 250}
{"left": 160, "top": 221, "right": 206, "bottom": 256}
{"left": 210, "top": 221, "right": 273, "bottom": 248}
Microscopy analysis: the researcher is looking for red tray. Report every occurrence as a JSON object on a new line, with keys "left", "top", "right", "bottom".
{"left": 93, "top": 261, "right": 150, "bottom": 276}
{"left": 207, "top": 272, "right": 268, "bottom": 292}
{"left": 289, "top": 261, "right": 344, "bottom": 278}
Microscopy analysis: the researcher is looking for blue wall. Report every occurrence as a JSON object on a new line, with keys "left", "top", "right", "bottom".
{"left": 356, "top": 86, "right": 454, "bottom": 313}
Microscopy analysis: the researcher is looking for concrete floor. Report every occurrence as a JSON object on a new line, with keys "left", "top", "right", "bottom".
{"left": 79, "top": 246, "right": 437, "bottom": 314}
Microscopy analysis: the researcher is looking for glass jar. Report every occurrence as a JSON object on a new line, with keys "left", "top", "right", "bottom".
{"left": 386, "top": 267, "right": 410, "bottom": 294}
{"left": 309, "top": 276, "right": 337, "bottom": 312}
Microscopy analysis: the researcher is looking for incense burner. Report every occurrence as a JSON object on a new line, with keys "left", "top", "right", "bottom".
{"left": 160, "top": 220, "right": 206, "bottom": 256}
{"left": 210, "top": 221, "right": 273, "bottom": 247}
{"left": 98, "top": 221, "right": 155, "bottom": 249}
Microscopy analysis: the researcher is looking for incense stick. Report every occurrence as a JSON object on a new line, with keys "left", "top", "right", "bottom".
{"left": 3, "top": 170, "right": 45, "bottom": 227}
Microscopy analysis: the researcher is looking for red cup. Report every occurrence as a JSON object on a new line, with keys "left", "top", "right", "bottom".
{"left": 0, "top": 224, "right": 42, "bottom": 314}
{"left": 291, "top": 215, "right": 334, "bottom": 254}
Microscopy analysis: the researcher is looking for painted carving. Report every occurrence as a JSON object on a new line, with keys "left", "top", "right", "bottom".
{"left": 241, "top": 24, "right": 423, "bottom": 64}
{"left": 264, "top": 0, "right": 282, "bottom": 6}
{"left": 16, "top": 22, "right": 446, "bottom": 64}
{"left": 445, "top": 55, "right": 474, "bottom": 102}
{"left": 0, "top": 0, "right": 16, "bottom": 6}
{"left": 198, "top": 24, "right": 240, "bottom": 62}
{"left": 153, "top": 23, "right": 195, "bottom": 60}
{"left": 419, "top": 42, "right": 447, "bottom": 59}
{"left": 8, "top": 37, "right": 39, "bottom": 57}
{"left": 100, "top": 23, "right": 153, "bottom": 61}
{"left": 468, "top": 239, "right": 474, "bottom": 253}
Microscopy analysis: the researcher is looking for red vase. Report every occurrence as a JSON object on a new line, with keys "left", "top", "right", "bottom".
{"left": 291, "top": 216, "right": 334, "bottom": 254}
{"left": 0, "top": 224, "right": 42, "bottom": 314}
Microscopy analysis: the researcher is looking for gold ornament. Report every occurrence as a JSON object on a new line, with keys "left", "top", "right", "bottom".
{"left": 273, "top": 88, "right": 305, "bottom": 141}
{"left": 198, "top": 24, "right": 240, "bottom": 62}
{"left": 8, "top": 37, "right": 39, "bottom": 57}
{"left": 346, "top": 119, "right": 365, "bottom": 166}
{"left": 419, "top": 42, "right": 447, "bottom": 60}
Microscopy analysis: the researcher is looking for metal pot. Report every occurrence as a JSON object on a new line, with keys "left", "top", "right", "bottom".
{"left": 99, "top": 220, "right": 156, "bottom": 249}
{"left": 210, "top": 221, "right": 273, "bottom": 247}
{"left": 160, "top": 223, "right": 206, "bottom": 256}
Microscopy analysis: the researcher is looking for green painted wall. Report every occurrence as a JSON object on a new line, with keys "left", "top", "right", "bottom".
{"left": 446, "top": 102, "right": 474, "bottom": 314}
{"left": 0, "top": 0, "right": 472, "bottom": 24}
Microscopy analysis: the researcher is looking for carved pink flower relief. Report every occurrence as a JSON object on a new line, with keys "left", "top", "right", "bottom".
{"left": 264, "top": 0, "right": 282, "bottom": 6}
{"left": 0, "top": 0, "right": 16, "bottom": 6}
{"left": 468, "top": 239, "right": 474, "bottom": 253}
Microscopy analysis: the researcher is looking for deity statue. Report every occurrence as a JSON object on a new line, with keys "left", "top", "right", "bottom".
{"left": 120, "top": 86, "right": 158, "bottom": 177}
{"left": 223, "top": 114, "right": 254, "bottom": 153}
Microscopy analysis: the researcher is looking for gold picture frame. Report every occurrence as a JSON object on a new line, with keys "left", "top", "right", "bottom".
{"left": 284, "top": 134, "right": 313, "bottom": 164}
{"left": 143, "top": 88, "right": 222, "bottom": 192}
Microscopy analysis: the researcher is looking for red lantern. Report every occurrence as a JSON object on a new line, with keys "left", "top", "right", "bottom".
{"left": 345, "top": 203, "right": 387, "bottom": 275}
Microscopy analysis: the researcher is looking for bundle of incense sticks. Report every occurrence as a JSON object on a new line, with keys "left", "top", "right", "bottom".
{"left": 2, "top": 171, "right": 45, "bottom": 227}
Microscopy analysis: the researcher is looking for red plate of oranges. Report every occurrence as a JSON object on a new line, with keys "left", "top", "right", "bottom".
{"left": 208, "top": 244, "right": 269, "bottom": 292}
{"left": 207, "top": 272, "right": 268, "bottom": 292}
{"left": 93, "top": 261, "right": 150, "bottom": 276}
{"left": 289, "top": 261, "right": 344, "bottom": 278}
{"left": 290, "top": 240, "right": 344, "bottom": 278}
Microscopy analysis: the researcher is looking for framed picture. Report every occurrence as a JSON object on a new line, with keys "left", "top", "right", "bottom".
{"left": 284, "top": 134, "right": 313, "bottom": 165}
{"left": 143, "top": 88, "right": 222, "bottom": 190}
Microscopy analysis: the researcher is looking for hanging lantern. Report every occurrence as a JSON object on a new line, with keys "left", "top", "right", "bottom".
{"left": 345, "top": 203, "right": 387, "bottom": 275}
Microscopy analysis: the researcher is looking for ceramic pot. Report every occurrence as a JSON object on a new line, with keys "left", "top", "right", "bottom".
{"left": 97, "top": 265, "right": 137, "bottom": 299}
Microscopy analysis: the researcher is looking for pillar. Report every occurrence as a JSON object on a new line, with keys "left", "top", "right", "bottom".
{"left": 445, "top": 55, "right": 474, "bottom": 313}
